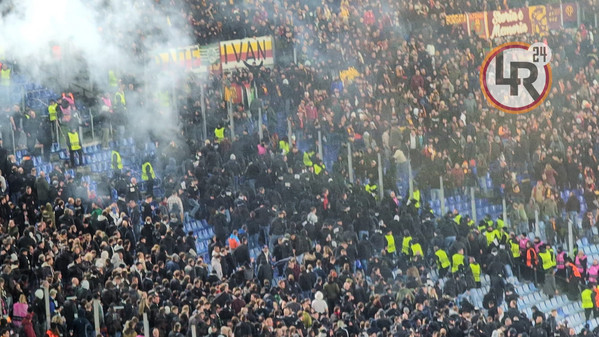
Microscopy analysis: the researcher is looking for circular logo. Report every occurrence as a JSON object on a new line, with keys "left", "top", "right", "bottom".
{"left": 480, "top": 41, "right": 552, "bottom": 114}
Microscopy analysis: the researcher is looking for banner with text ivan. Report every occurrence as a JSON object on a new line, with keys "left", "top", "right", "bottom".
{"left": 155, "top": 44, "right": 220, "bottom": 73}
{"left": 220, "top": 36, "right": 274, "bottom": 71}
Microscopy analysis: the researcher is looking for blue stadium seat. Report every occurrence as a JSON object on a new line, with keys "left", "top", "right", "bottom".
{"left": 582, "top": 237, "right": 590, "bottom": 247}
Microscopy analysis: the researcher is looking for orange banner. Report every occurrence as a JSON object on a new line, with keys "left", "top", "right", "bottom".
{"left": 468, "top": 12, "right": 488, "bottom": 39}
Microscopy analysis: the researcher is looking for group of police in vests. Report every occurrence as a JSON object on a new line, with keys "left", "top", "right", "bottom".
{"left": 213, "top": 124, "right": 326, "bottom": 175}
{"left": 424, "top": 208, "right": 593, "bottom": 312}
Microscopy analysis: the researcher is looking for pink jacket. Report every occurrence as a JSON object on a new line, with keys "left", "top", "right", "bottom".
{"left": 534, "top": 241, "right": 544, "bottom": 252}
{"left": 12, "top": 302, "right": 27, "bottom": 327}
{"left": 519, "top": 238, "right": 529, "bottom": 251}
{"left": 588, "top": 264, "right": 599, "bottom": 283}
{"left": 556, "top": 251, "right": 566, "bottom": 270}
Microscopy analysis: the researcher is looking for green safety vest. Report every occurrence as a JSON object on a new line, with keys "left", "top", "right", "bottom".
{"left": 411, "top": 243, "right": 423, "bottom": 258}
{"left": 214, "top": 127, "right": 225, "bottom": 141}
{"left": 451, "top": 253, "right": 465, "bottom": 273}
{"left": 582, "top": 289, "right": 594, "bottom": 309}
{"left": 484, "top": 230, "right": 497, "bottom": 246}
{"left": 48, "top": 103, "right": 58, "bottom": 121}
{"left": 157, "top": 91, "right": 170, "bottom": 107}
{"left": 141, "top": 162, "right": 155, "bottom": 180}
{"left": 385, "top": 234, "right": 396, "bottom": 253}
{"left": 454, "top": 214, "right": 462, "bottom": 224}
{"left": 314, "top": 163, "right": 325, "bottom": 175}
{"left": 279, "top": 140, "right": 290, "bottom": 155}
{"left": 365, "top": 183, "right": 377, "bottom": 194}
{"left": 111, "top": 150, "right": 123, "bottom": 170}
{"left": 68, "top": 132, "right": 81, "bottom": 150}
{"left": 470, "top": 263, "right": 481, "bottom": 282}
{"left": 108, "top": 70, "right": 118, "bottom": 87}
{"left": 435, "top": 249, "right": 451, "bottom": 269}
{"left": 539, "top": 251, "right": 553, "bottom": 271}
{"left": 412, "top": 189, "right": 421, "bottom": 208}
{"left": 115, "top": 91, "right": 126, "bottom": 106}
{"left": 0, "top": 68, "right": 10, "bottom": 86}
{"left": 510, "top": 240, "right": 521, "bottom": 258}
{"left": 303, "top": 151, "right": 314, "bottom": 167}
{"left": 401, "top": 236, "right": 412, "bottom": 255}
{"left": 497, "top": 218, "right": 505, "bottom": 229}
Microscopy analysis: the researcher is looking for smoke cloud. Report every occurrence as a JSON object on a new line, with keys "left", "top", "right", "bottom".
{"left": 0, "top": 0, "right": 194, "bottom": 141}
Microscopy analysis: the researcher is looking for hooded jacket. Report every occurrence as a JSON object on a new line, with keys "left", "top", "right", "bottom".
{"left": 312, "top": 291, "right": 328, "bottom": 314}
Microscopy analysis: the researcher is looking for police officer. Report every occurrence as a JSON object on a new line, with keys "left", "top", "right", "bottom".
{"left": 67, "top": 126, "right": 83, "bottom": 167}
{"left": 401, "top": 230, "right": 412, "bottom": 257}
{"left": 112, "top": 149, "right": 123, "bottom": 171}
{"left": 0, "top": 63, "right": 10, "bottom": 105}
{"left": 48, "top": 99, "right": 59, "bottom": 142}
{"left": 434, "top": 245, "right": 451, "bottom": 278}
{"left": 582, "top": 285, "right": 594, "bottom": 321}
{"left": 141, "top": 161, "right": 156, "bottom": 197}
{"left": 214, "top": 123, "right": 225, "bottom": 143}
{"left": 385, "top": 229, "right": 396, "bottom": 258}
{"left": 468, "top": 256, "right": 482, "bottom": 288}
{"left": 538, "top": 244, "right": 556, "bottom": 297}
{"left": 508, "top": 232, "right": 522, "bottom": 278}
{"left": 410, "top": 239, "right": 424, "bottom": 262}
{"left": 451, "top": 248, "right": 465, "bottom": 274}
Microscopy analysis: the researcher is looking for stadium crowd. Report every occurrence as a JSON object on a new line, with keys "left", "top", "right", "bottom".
{"left": 0, "top": 0, "right": 599, "bottom": 337}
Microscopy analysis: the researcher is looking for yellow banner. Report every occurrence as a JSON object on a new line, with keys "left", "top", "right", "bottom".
{"left": 339, "top": 67, "right": 360, "bottom": 84}
{"left": 529, "top": 5, "right": 549, "bottom": 36}
{"left": 446, "top": 14, "right": 467, "bottom": 25}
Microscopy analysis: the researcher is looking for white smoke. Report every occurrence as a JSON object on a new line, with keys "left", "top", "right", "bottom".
{"left": 0, "top": 0, "right": 194, "bottom": 140}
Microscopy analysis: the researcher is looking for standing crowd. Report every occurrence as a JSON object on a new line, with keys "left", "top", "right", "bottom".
{"left": 0, "top": 0, "right": 598, "bottom": 337}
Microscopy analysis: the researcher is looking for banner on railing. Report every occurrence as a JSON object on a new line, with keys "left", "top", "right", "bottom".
{"left": 547, "top": 5, "right": 563, "bottom": 30}
{"left": 445, "top": 2, "right": 577, "bottom": 38}
{"left": 468, "top": 12, "right": 488, "bottom": 38}
{"left": 562, "top": 2, "right": 578, "bottom": 24}
{"left": 488, "top": 8, "right": 531, "bottom": 39}
{"left": 154, "top": 43, "right": 220, "bottom": 73}
{"left": 219, "top": 36, "right": 274, "bottom": 71}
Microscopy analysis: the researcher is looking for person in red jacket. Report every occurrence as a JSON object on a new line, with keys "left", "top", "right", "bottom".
{"left": 21, "top": 307, "right": 36, "bottom": 337}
